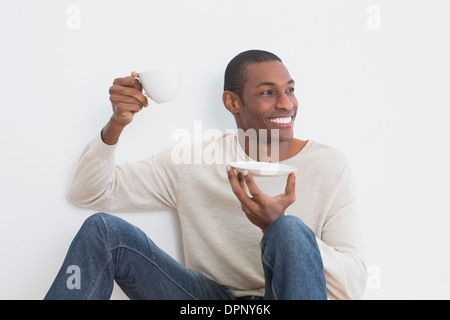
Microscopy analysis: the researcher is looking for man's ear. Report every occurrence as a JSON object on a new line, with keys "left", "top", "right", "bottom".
{"left": 222, "top": 91, "right": 242, "bottom": 115}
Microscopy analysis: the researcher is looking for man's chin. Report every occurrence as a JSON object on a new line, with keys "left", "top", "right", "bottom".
{"left": 269, "top": 128, "right": 294, "bottom": 142}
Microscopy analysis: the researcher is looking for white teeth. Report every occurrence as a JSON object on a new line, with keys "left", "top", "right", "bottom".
{"left": 270, "top": 117, "right": 292, "bottom": 124}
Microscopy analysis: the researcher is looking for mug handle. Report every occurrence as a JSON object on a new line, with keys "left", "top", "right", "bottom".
{"left": 134, "top": 76, "right": 150, "bottom": 97}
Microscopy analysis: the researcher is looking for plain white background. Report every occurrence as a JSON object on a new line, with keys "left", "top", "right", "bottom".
{"left": 0, "top": 0, "right": 449, "bottom": 299}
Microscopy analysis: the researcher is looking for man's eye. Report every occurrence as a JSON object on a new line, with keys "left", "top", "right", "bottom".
{"left": 261, "top": 90, "right": 272, "bottom": 95}
{"left": 287, "top": 88, "right": 295, "bottom": 94}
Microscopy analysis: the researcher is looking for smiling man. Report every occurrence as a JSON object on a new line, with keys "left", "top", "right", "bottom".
{"left": 45, "top": 50, "right": 367, "bottom": 300}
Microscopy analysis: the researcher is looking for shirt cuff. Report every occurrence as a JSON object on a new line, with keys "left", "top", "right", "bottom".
{"left": 87, "top": 131, "right": 118, "bottom": 161}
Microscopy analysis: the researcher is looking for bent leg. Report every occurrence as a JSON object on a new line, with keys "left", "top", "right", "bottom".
{"left": 260, "top": 215, "right": 327, "bottom": 300}
{"left": 44, "top": 213, "right": 233, "bottom": 300}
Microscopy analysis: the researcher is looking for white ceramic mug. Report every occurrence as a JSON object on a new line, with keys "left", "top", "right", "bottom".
{"left": 138, "top": 66, "right": 180, "bottom": 104}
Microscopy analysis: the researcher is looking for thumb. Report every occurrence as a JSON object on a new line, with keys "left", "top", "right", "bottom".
{"left": 131, "top": 71, "right": 144, "bottom": 92}
{"left": 284, "top": 171, "right": 296, "bottom": 203}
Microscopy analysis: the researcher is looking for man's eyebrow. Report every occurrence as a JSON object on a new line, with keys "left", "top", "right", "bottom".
{"left": 255, "top": 79, "right": 295, "bottom": 88}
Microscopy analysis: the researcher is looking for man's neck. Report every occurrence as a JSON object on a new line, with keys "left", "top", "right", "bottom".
{"left": 237, "top": 133, "right": 306, "bottom": 162}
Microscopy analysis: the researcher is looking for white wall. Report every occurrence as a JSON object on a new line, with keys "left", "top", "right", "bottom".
{"left": 1, "top": 0, "right": 449, "bottom": 299}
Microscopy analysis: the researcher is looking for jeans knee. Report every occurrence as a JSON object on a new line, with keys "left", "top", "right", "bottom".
{"left": 82, "top": 212, "right": 149, "bottom": 251}
{"left": 78, "top": 212, "right": 112, "bottom": 237}
{"left": 262, "top": 215, "right": 316, "bottom": 249}
{"left": 82, "top": 212, "right": 108, "bottom": 227}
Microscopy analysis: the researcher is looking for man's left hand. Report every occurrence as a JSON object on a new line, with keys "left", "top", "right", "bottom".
{"left": 226, "top": 166, "right": 296, "bottom": 232}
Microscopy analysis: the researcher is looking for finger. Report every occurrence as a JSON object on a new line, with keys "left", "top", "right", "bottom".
{"left": 242, "top": 170, "right": 264, "bottom": 203}
{"left": 110, "top": 93, "right": 147, "bottom": 109}
{"left": 283, "top": 171, "right": 296, "bottom": 203}
{"left": 113, "top": 75, "right": 142, "bottom": 91}
{"left": 113, "top": 76, "right": 138, "bottom": 87}
{"left": 130, "top": 71, "right": 143, "bottom": 91}
{"left": 115, "top": 102, "right": 142, "bottom": 115}
{"left": 226, "top": 166, "right": 252, "bottom": 205}
{"left": 109, "top": 94, "right": 145, "bottom": 106}
{"left": 109, "top": 85, "right": 148, "bottom": 107}
{"left": 237, "top": 172, "right": 247, "bottom": 193}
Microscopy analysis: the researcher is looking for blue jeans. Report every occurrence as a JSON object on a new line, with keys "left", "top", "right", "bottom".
{"left": 44, "top": 213, "right": 326, "bottom": 300}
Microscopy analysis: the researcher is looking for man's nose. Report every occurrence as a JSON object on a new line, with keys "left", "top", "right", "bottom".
{"left": 276, "top": 92, "right": 294, "bottom": 110}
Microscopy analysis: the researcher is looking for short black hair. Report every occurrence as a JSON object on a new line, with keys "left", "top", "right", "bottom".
{"left": 224, "top": 50, "right": 282, "bottom": 100}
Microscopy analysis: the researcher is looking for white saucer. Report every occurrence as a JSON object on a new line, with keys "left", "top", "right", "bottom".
{"left": 228, "top": 161, "right": 297, "bottom": 176}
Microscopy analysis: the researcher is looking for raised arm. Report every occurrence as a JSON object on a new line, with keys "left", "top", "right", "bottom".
{"left": 101, "top": 71, "right": 148, "bottom": 145}
{"left": 67, "top": 72, "right": 180, "bottom": 212}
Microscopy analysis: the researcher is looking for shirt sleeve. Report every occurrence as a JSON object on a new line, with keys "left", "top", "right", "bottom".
{"left": 67, "top": 132, "right": 187, "bottom": 212}
{"left": 316, "top": 160, "right": 368, "bottom": 300}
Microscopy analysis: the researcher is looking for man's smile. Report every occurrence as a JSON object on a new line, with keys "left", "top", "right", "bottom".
{"left": 267, "top": 115, "right": 295, "bottom": 127}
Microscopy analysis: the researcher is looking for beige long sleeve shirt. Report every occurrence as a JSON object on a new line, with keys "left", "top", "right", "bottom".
{"left": 68, "top": 131, "right": 367, "bottom": 299}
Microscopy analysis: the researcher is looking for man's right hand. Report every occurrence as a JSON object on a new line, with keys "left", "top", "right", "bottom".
{"left": 101, "top": 71, "right": 149, "bottom": 145}
{"left": 109, "top": 71, "right": 148, "bottom": 126}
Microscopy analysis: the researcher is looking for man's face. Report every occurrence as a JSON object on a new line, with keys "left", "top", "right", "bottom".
{"left": 238, "top": 61, "right": 298, "bottom": 142}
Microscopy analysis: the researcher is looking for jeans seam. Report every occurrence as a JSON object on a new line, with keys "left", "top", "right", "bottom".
{"left": 262, "top": 254, "right": 279, "bottom": 300}
{"left": 96, "top": 213, "right": 198, "bottom": 300}
{"left": 271, "top": 280, "right": 279, "bottom": 300}
{"left": 261, "top": 256, "right": 274, "bottom": 272}
{"left": 110, "top": 244, "right": 198, "bottom": 300}
{"left": 85, "top": 213, "right": 112, "bottom": 300}
{"left": 86, "top": 255, "right": 112, "bottom": 300}
{"left": 98, "top": 213, "right": 109, "bottom": 233}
